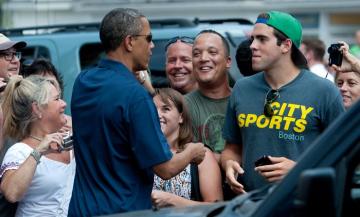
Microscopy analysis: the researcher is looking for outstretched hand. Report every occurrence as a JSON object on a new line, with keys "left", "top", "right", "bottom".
{"left": 225, "top": 160, "right": 246, "bottom": 194}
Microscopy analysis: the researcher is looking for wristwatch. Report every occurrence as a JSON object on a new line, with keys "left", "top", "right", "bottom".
{"left": 30, "top": 149, "right": 42, "bottom": 165}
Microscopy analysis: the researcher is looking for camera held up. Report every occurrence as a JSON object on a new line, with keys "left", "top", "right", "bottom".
{"left": 327, "top": 43, "right": 343, "bottom": 67}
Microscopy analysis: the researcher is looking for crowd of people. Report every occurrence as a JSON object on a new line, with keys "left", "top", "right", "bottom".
{"left": 0, "top": 7, "right": 359, "bottom": 217}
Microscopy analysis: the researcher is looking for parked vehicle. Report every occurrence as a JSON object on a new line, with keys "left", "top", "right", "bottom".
{"left": 98, "top": 101, "right": 360, "bottom": 217}
{"left": 1, "top": 18, "right": 253, "bottom": 114}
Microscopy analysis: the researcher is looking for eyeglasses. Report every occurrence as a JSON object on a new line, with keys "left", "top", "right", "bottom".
{"left": 165, "top": 36, "right": 194, "bottom": 51}
{"left": 132, "top": 34, "right": 153, "bottom": 43}
{"left": 264, "top": 89, "right": 280, "bottom": 117}
{"left": 0, "top": 51, "right": 21, "bottom": 61}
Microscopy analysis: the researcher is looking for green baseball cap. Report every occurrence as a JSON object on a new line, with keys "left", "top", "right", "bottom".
{"left": 256, "top": 11, "right": 302, "bottom": 48}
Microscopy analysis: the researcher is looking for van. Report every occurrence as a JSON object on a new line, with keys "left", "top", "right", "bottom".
{"left": 2, "top": 18, "right": 253, "bottom": 114}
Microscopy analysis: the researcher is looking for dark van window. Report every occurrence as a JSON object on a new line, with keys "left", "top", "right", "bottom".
{"left": 149, "top": 39, "right": 170, "bottom": 88}
{"left": 20, "top": 46, "right": 51, "bottom": 66}
{"left": 80, "top": 43, "right": 104, "bottom": 70}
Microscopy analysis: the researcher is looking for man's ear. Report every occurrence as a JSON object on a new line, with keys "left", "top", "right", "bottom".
{"left": 226, "top": 56, "right": 232, "bottom": 69}
{"left": 124, "top": 35, "right": 134, "bottom": 52}
{"left": 32, "top": 102, "right": 42, "bottom": 119}
{"left": 281, "top": 39, "right": 292, "bottom": 54}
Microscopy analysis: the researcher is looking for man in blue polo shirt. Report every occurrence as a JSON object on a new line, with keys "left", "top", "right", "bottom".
{"left": 69, "top": 8, "right": 206, "bottom": 216}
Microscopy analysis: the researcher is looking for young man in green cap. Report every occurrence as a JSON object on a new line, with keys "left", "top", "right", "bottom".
{"left": 220, "top": 11, "right": 344, "bottom": 194}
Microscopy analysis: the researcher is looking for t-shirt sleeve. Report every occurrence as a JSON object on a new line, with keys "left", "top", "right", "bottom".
{"left": 0, "top": 143, "right": 29, "bottom": 179}
{"left": 222, "top": 92, "right": 242, "bottom": 144}
{"left": 128, "top": 96, "right": 172, "bottom": 169}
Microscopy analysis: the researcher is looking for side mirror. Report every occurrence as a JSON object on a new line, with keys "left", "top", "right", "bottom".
{"left": 293, "top": 167, "right": 336, "bottom": 217}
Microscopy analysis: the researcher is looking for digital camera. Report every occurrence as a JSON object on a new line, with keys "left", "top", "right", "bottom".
{"left": 60, "top": 133, "right": 73, "bottom": 151}
{"left": 327, "top": 43, "right": 343, "bottom": 66}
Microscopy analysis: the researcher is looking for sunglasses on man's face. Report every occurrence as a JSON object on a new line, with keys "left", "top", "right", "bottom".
{"left": 132, "top": 34, "right": 153, "bottom": 43}
{"left": 264, "top": 89, "right": 280, "bottom": 117}
{"left": 164, "top": 36, "right": 194, "bottom": 51}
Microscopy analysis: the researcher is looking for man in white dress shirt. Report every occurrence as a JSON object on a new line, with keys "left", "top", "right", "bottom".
{"left": 300, "top": 38, "right": 334, "bottom": 82}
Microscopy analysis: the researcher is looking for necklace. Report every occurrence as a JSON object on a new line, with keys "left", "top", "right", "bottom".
{"left": 29, "top": 135, "right": 43, "bottom": 142}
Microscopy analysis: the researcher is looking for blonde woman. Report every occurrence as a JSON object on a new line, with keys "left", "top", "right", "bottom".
{"left": 0, "top": 75, "right": 75, "bottom": 217}
{"left": 331, "top": 41, "right": 360, "bottom": 109}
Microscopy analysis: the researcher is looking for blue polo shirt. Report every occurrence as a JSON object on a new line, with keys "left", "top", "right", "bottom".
{"left": 68, "top": 59, "right": 172, "bottom": 216}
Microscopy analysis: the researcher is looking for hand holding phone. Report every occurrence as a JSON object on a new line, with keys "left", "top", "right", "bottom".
{"left": 254, "top": 155, "right": 272, "bottom": 167}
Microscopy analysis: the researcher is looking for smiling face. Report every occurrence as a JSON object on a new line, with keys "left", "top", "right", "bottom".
{"left": 336, "top": 71, "right": 360, "bottom": 110}
{"left": 40, "top": 84, "right": 67, "bottom": 132}
{"left": 153, "top": 94, "right": 183, "bottom": 144}
{"left": 0, "top": 48, "right": 21, "bottom": 78}
{"left": 192, "top": 32, "right": 231, "bottom": 87}
{"left": 165, "top": 41, "right": 196, "bottom": 94}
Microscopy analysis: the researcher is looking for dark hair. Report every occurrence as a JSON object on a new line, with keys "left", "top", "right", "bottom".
{"left": 100, "top": 8, "right": 145, "bottom": 53}
{"left": 196, "top": 29, "right": 230, "bottom": 57}
{"left": 301, "top": 38, "right": 326, "bottom": 61}
{"left": 235, "top": 38, "right": 258, "bottom": 76}
{"left": 257, "top": 13, "right": 308, "bottom": 69}
{"left": 154, "top": 88, "right": 193, "bottom": 149}
{"left": 22, "top": 58, "right": 64, "bottom": 97}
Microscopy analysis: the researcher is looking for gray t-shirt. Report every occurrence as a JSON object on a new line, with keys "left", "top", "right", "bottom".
{"left": 185, "top": 90, "right": 229, "bottom": 153}
{"left": 223, "top": 70, "right": 344, "bottom": 191}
